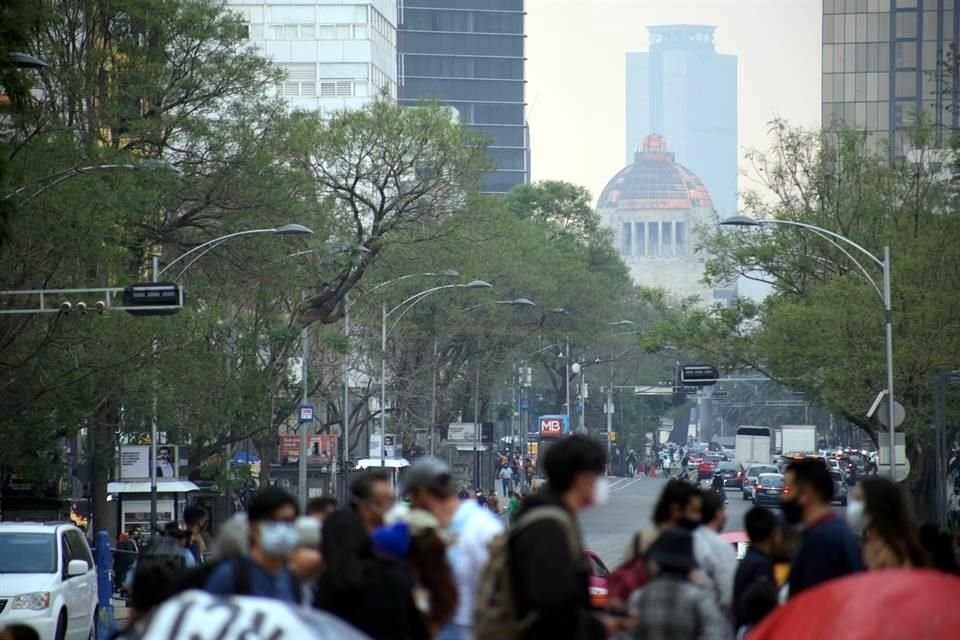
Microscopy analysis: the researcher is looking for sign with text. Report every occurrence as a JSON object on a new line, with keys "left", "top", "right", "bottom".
{"left": 298, "top": 404, "right": 314, "bottom": 424}
{"left": 369, "top": 433, "right": 401, "bottom": 459}
{"left": 447, "top": 423, "right": 476, "bottom": 442}
{"left": 120, "top": 445, "right": 150, "bottom": 480}
{"left": 538, "top": 415, "right": 570, "bottom": 438}
{"left": 278, "top": 434, "right": 337, "bottom": 464}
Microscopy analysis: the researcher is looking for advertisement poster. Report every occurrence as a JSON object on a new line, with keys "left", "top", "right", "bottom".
{"left": 368, "top": 433, "right": 402, "bottom": 459}
{"left": 538, "top": 415, "right": 570, "bottom": 438}
{"left": 278, "top": 434, "right": 338, "bottom": 464}
{"left": 119, "top": 445, "right": 180, "bottom": 479}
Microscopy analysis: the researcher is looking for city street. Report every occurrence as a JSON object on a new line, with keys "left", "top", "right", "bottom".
{"left": 581, "top": 476, "right": 767, "bottom": 567}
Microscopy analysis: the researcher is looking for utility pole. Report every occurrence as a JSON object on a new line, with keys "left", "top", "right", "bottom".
{"left": 149, "top": 257, "right": 159, "bottom": 533}
{"left": 606, "top": 362, "right": 614, "bottom": 476}
{"left": 430, "top": 337, "right": 438, "bottom": 456}
{"left": 341, "top": 296, "right": 350, "bottom": 503}
{"left": 299, "top": 323, "right": 309, "bottom": 511}
{"left": 473, "top": 361, "right": 481, "bottom": 489}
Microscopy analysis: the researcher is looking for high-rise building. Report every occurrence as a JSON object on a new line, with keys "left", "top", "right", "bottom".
{"left": 625, "top": 25, "right": 738, "bottom": 219}
{"left": 397, "top": 1, "right": 528, "bottom": 194}
{"left": 822, "top": 0, "right": 959, "bottom": 157}
{"left": 226, "top": 1, "right": 398, "bottom": 112}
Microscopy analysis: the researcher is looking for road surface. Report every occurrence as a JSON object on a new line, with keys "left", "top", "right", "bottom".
{"left": 580, "top": 476, "right": 760, "bottom": 567}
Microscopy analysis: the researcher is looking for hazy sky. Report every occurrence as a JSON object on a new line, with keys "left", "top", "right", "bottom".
{"left": 526, "top": 0, "right": 823, "bottom": 206}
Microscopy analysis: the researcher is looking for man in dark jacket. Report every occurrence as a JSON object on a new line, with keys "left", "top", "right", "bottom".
{"left": 733, "top": 506, "right": 780, "bottom": 630}
{"left": 510, "top": 435, "right": 625, "bottom": 640}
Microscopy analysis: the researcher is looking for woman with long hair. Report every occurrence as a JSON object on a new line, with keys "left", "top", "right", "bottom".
{"left": 848, "top": 476, "right": 926, "bottom": 569}
{"left": 314, "top": 510, "right": 428, "bottom": 640}
{"left": 404, "top": 511, "right": 458, "bottom": 636}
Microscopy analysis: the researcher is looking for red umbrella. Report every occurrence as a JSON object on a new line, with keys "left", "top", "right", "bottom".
{"left": 749, "top": 569, "right": 960, "bottom": 640}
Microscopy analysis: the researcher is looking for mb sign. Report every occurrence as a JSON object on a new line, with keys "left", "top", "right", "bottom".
{"left": 539, "top": 415, "right": 569, "bottom": 438}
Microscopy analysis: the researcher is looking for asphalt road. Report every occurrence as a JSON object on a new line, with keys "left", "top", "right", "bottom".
{"left": 580, "top": 476, "right": 760, "bottom": 568}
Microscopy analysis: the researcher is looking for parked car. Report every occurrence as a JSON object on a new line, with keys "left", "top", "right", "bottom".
{"left": 585, "top": 550, "right": 610, "bottom": 608}
{"left": 753, "top": 473, "right": 787, "bottom": 507}
{"left": 741, "top": 464, "right": 780, "bottom": 500}
{"left": 830, "top": 470, "right": 848, "bottom": 506}
{"left": 0, "top": 522, "right": 98, "bottom": 640}
{"left": 715, "top": 461, "right": 743, "bottom": 488}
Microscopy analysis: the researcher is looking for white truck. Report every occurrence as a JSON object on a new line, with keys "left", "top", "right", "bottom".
{"left": 735, "top": 426, "right": 773, "bottom": 465}
{"left": 780, "top": 425, "right": 817, "bottom": 456}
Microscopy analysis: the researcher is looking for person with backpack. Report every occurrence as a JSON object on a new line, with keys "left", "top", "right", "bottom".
{"left": 203, "top": 487, "right": 301, "bottom": 603}
{"left": 481, "top": 434, "right": 626, "bottom": 640}
{"left": 405, "top": 457, "right": 502, "bottom": 640}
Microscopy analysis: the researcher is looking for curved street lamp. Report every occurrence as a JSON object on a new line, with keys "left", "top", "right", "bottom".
{"left": 720, "top": 214, "right": 896, "bottom": 478}
{"left": 379, "top": 280, "right": 493, "bottom": 467}
{"left": 157, "top": 224, "right": 314, "bottom": 281}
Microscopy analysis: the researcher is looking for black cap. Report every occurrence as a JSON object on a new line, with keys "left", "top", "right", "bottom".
{"left": 648, "top": 527, "right": 698, "bottom": 571}
{"left": 404, "top": 457, "right": 456, "bottom": 497}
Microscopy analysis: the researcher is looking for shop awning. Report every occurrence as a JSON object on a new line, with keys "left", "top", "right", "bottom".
{"left": 107, "top": 480, "right": 200, "bottom": 494}
{"left": 355, "top": 458, "right": 410, "bottom": 470}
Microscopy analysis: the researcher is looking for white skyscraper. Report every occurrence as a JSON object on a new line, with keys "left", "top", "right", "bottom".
{"left": 226, "top": 1, "right": 398, "bottom": 112}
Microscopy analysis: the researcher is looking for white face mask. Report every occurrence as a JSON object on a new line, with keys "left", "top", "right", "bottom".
{"left": 845, "top": 498, "right": 867, "bottom": 532}
{"left": 258, "top": 522, "right": 298, "bottom": 557}
{"left": 591, "top": 476, "right": 610, "bottom": 507}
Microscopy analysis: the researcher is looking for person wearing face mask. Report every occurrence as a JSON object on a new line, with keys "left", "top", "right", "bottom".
{"left": 509, "top": 435, "right": 628, "bottom": 640}
{"left": 203, "top": 487, "right": 301, "bottom": 603}
{"left": 351, "top": 470, "right": 396, "bottom": 533}
{"left": 405, "top": 457, "right": 502, "bottom": 640}
{"left": 693, "top": 489, "right": 737, "bottom": 614}
{"left": 848, "top": 476, "right": 926, "bottom": 570}
{"left": 781, "top": 458, "right": 862, "bottom": 598}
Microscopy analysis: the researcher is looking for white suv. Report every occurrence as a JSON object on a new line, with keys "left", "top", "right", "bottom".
{"left": 0, "top": 522, "right": 97, "bottom": 640}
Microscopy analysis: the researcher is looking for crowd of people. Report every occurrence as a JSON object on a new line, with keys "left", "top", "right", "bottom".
{"left": 87, "top": 437, "right": 960, "bottom": 640}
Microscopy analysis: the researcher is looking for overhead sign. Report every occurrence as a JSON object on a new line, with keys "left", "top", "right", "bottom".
{"left": 680, "top": 364, "right": 720, "bottom": 386}
{"left": 539, "top": 415, "right": 569, "bottom": 438}
{"left": 278, "top": 434, "right": 337, "bottom": 464}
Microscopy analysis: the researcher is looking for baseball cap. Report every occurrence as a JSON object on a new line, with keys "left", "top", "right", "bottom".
{"left": 404, "top": 457, "right": 456, "bottom": 497}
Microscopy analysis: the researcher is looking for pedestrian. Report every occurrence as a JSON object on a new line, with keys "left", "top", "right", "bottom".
{"left": 487, "top": 491, "right": 501, "bottom": 515}
{"left": 710, "top": 471, "right": 725, "bottom": 498}
{"left": 848, "top": 476, "right": 926, "bottom": 569}
{"left": 499, "top": 464, "right": 514, "bottom": 496}
{"left": 733, "top": 507, "right": 780, "bottom": 631}
{"left": 405, "top": 457, "right": 502, "bottom": 640}
{"left": 314, "top": 510, "right": 430, "bottom": 640}
{"left": 203, "top": 487, "right": 301, "bottom": 602}
{"left": 307, "top": 495, "right": 339, "bottom": 522}
{"left": 948, "top": 486, "right": 960, "bottom": 530}
{"left": 182, "top": 504, "right": 208, "bottom": 564}
{"left": 781, "top": 458, "right": 862, "bottom": 597}
{"left": 502, "top": 434, "right": 627, "bottom": 640}
{"left": 161, "top": 521, "right": 198, "bottom": 568}
{"left": 917, "top": 523, "right": 960, "bottom": 575}
{"left": 475, "top": 489, "right": 487, "bottom": 509}
{"left": 114, "top": 529, "right": 139, "bottom": 591}
{"left": 628, "top": 527, "right": 733, "bottom": 640}
{"left": 631, "top": 479, "right": 703, "bottom": 556}
{"left": 506, "top": 491, "right": 521, "bottom": 521}
{"left": 693, "top": 489, "right": 736, "bottom": 613}
{"left": 350, "top": 470, "right": 396, "bottom": 533}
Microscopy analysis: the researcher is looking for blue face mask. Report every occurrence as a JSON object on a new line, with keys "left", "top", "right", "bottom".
{"left": 258, "top": 522, "right": 298, "bottom": 557}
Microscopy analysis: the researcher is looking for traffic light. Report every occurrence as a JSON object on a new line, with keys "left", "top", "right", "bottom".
{"left": 122, "top": 282, "right": 184, "bottom": 316}
{"left": 679, "top": 364, "right": 719, "bottom": 387}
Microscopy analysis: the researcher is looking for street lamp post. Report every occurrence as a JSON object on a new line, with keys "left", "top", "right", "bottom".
{"left": 379, "top": 280, "right": 493, "bottom": 468}
{"left": 149, "top": 224, "right": 313, "bottom": 529}
{"left": 720, "top": 215, "right": 897, "bottom": 479}
{"left": 462, "top": 298, "right": 537, "bottom": 489}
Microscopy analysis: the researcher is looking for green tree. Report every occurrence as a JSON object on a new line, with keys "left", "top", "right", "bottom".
{"left": 651, "top": 121, "right": 960, "bottom": 517}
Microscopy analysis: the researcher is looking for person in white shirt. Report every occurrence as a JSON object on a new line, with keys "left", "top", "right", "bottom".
{"left": 498, "top": 465, "right": 514, "bottom": 496}
{"left": 406, "top": 457, "right": 503, "bottom": 640}
{"left": 694, "top": 489, "right": 737, "bottom": 615}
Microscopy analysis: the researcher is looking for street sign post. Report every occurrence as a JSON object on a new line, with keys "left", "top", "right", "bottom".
{"left": 299, "top": 404, "right": 315, "bottom": 424}
{"left": 679, "top": 364, "right": 720, "bottom": 386}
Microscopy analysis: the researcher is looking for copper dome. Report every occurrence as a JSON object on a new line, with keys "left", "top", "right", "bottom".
{"left": 598, "top": 135, "right": 714, "bottom": 211}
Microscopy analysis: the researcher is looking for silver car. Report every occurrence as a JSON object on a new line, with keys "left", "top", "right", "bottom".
{"left": 741, "top": 464, "right": 780, "bottom": 500}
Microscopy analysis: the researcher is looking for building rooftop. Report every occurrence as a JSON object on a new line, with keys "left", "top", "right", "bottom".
{"left": 598, "top": 134, "right": 714, "bottom": 211}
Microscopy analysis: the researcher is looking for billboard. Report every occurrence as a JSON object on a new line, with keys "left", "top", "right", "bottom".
{"left": 278, "top": 434, "right": 338, "bottom": 464}
{"left": 369, "top": 433, "right": 402, "bottom": 459}
{"left": 120, "top": 445, "right": 180, "bottom": 480}
{"left": 538, "top": 415, "right": 570, "bottom": 439}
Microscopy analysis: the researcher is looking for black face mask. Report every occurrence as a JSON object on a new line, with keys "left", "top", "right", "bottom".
{"left": 677, "top": 518, "right": 700, "bottom": 531}
{"left": 781, "top": 497, "right": 803, "bottom": 525}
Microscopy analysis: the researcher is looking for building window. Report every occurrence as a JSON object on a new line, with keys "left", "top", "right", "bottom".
{"left": 896, "top": 42, "right": 917, "bottom": 70}
{"left": 281, "top": 64, "right": 316, "bottom": 97}
{"left": 621, "top": 223, "right": 632, "bottom": 255}
{"left": 319, "top": 80, "right": 356, "bottom": 97}
{"left": 895, "top": 11, "right": 917, "bottom": 40}
{"left": 895, "top": 71, "right": 917, "bottom": 98}
{"left": 661, "top": 222, "right": 673, "bottom": 255}
{"left": 634, "top": 222, "right": 646, "bottom": 256}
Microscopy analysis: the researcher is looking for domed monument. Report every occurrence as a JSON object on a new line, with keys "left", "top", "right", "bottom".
{"left": 598, "top": 134, "right": 735, "bottom": 305}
